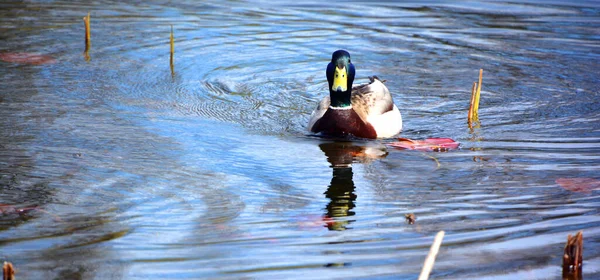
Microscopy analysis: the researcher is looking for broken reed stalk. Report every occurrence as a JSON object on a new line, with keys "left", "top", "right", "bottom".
{"left": 468, "top": 82, "right": 477, "bottom": 123}
{"left": 83, "top": 12, "right": 91, "bottom": 47}
{"left": 563, "top": 231, "right": 583, "bottom": 277}
{"left": 474, "top": 69, "right": 483, "bottom": 113}
{"left": 3, "top": 262, "right": 15, "bottom": 280}
{"left": 170, "top": 25, "right": 175, "bottom": 58}
{"left": 467, "top": 69, "right": 483, "bottom": 125}
{"left": 83, "top": 12, "right": 91, "bottom": 61}
{"left": 418, "top": 230, "right": 445, "bottom": 280}
{"left": 170, "top": 25, "right": 175, "bottom": 76}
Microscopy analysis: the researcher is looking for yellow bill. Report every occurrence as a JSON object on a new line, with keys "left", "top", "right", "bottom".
{"left": 332, "top": 66, "right": 347, "bottom": 92}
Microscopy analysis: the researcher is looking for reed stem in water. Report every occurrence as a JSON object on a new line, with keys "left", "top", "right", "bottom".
{"left": 83, "top": 12, "right": 91, "bottom": 61}
{"left": 170, "top": 25, "right": 175, "bottom": 76}
{"left": 468, "top": 69, "right": 483, "bottom": 126}
{"left": 418, "top": 231, "right": 445, "bottom": 280}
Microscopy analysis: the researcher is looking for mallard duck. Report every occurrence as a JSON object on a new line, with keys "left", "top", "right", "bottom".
{"left": 307, "top": 50, "right": 402, "bottom": 139}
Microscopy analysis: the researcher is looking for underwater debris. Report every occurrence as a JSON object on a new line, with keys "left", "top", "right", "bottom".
{"left": 388, "top": 138, "right": 459, "bottom": 152}
{"left": 0, "top": 53, "right": 56, "bottom": 65}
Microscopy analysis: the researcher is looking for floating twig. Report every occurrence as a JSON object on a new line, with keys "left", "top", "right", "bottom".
{"left": 563, "top": 231, "right": 583, "bottom": 278}
{"left": 468, "top": 69, "right": 483, "bottom": 127}
{"left": 419, "top": 231, "right": 445, "bottom": 280}
{"left": 83, "top": 12, "right": 91, "bottom": 61}
{"left": 3, "top": 262, "right": 15, "bottom": 280}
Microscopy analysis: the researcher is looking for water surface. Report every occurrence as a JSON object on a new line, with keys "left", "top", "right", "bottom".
{"left": 1, "top": 0, "right": 600, "bottom": 279}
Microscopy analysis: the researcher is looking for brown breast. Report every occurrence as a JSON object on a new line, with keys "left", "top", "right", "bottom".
{"left": 310, "top": 108, "right": 377, "bottom": 139}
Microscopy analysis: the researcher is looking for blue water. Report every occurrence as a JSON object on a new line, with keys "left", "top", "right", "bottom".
{"left": 1, "top": 1, "right": 599, "bottom": 279}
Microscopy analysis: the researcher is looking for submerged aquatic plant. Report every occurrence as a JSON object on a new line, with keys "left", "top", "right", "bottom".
{"left": 388, "top": 138, "right": 459, "bottom": 152}
{"left": 0, "top": 53, "right": 56, "bottom": 65}
{"left": 556, "top": 178, "right": 600, "bottom": 193}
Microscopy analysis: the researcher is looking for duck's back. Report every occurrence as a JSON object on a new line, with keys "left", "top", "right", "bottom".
{"left": 351, "top": 77, "right": 402, "bottom": 138}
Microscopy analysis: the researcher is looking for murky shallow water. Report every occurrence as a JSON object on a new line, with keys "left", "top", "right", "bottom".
{"left": 1, "top": 0, "right": 600, "bottom": 279}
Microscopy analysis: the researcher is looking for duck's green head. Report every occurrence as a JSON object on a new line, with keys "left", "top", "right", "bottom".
{"left": 326, "top": 50, "right": 355, "bottom": 108}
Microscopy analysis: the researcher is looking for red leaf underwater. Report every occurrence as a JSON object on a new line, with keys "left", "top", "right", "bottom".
{"left": 389, "top": 138, "right": 459, "bottom": 152}
{"left": 0, "top": 52, "right": 56, "bottom": 65}
{"left": 0, "top": 204, "right": 39, "bottom": 215}
{"left": 556, "top": 178, "right": 600, "bottom": 193}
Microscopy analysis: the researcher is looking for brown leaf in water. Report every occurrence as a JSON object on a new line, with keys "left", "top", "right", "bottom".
{"left": 556, "top": 178, "right": 600, "bottom": 193}
{"left": 0, "top": 52, "right": 56, "bottom": 65}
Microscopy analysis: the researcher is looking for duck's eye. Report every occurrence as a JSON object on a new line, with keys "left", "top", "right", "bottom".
{"left": 336, "top": 74, "right": 338, "bottom": 78}
{"left": 342, "top": 74, "right": 345, "bottom": 77}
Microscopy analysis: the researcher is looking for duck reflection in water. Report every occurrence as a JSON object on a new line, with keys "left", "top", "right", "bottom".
{"left": 319, "top": 141, "right": 387, "bottom": 231}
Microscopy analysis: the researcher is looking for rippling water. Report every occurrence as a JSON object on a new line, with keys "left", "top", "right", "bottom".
{"left": 1, "top": 1, "right": 600, "bottom": 279}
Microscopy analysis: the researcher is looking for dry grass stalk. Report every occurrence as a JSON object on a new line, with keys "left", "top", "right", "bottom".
{"left": 418, "top": 231, "right": 445, "bottom": 280}
{"left": 3, "top": 262, "right": 15, "bottom": 280}
{"left": 563, "top": 231, "right": 583, "bottom": 277}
